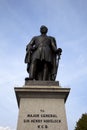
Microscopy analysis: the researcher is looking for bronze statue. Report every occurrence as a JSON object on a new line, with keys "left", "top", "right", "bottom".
{"left": 25, "top": 25, "right": 62, "bottom": 81}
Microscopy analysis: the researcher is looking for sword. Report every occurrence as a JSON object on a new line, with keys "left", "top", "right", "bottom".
{"left": 56, "top": 48, "right": 62, "bottom": 72}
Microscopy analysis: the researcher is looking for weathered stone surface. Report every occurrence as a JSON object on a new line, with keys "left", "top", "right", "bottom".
{"left": 25, "top": 80, "right": 59, "bottom": 86}
{"left": 15, "top": 84, "right": 70, "bottom": 130}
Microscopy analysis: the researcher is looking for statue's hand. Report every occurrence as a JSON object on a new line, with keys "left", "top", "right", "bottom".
{"left": 27, "top": 45, "right": 36, "bottom": 52}
{"left": 56, "top": 48, "right": 62, "bottom": 55}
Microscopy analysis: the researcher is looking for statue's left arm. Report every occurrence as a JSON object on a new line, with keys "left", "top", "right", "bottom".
{"left": 50, "top": 37, "right": 57, "bottom": 52}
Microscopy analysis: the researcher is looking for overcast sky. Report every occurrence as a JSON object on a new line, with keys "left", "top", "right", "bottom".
{"left": 0, "top": 0, "right": 87, "bottom": 130}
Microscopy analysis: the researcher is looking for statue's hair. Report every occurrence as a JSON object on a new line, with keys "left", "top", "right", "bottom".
{"left": 40, "top": 25, "right": 48, "bottom": 34}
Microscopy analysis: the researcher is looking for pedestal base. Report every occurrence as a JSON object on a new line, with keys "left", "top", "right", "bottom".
{"left": 15, "top": 81, "right": 70, "bottom": 130}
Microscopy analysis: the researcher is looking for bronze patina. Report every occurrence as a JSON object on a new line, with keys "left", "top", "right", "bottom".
{"left": 25, "top": 25, "right": 62, "bottom": 81}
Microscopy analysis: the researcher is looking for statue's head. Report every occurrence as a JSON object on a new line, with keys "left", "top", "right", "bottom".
{"left": 40, "top": 25, "right": 48, "bottom": 34}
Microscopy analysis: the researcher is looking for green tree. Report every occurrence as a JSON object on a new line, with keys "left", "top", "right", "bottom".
{"left": 75, "top": 113, "right": 87, "bottom": 130}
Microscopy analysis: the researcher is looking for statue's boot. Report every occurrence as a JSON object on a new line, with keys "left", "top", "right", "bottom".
{"left": 43, "top": 63, "right": 48, "bottom": 80}
{"left": 29, "top": 63, "right": 36, "bottom": 80}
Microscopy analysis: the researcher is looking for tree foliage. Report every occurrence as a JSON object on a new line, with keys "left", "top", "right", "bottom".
{"left": 75, "top": 113, "right": 87, "bottom": 130}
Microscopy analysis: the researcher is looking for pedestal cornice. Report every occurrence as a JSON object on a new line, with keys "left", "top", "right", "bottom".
{"left": 14, "top": 81, "right": 70, "bottom": 107}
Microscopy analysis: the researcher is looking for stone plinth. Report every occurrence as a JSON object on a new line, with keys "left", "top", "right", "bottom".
{"left": 15, "top": 81, "right": 70, "bottom": 130}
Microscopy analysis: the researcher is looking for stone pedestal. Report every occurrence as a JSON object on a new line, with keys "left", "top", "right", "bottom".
{"left": 15, "top": 81, "right": 70, "bottom": 130}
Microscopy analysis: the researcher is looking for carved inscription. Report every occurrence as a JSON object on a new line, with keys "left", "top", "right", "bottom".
{"left": 23, "top": 109, "right": 61, "bottom": 129}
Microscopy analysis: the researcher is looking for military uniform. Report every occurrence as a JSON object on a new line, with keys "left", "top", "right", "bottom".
{"left": 25, "top": 34, "right": 58, "bottom": 80}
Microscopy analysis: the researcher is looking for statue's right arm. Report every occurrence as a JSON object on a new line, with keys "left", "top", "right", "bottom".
{"left": 26, "top": 37, "right": 36, "bottom": 51}
{"left": 29, "top": 37, "right": 36, "bottom": 46}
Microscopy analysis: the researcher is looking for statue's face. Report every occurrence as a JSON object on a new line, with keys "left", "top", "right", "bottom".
{"left": 40, "top": 26, "right": 48, "bottom": 34}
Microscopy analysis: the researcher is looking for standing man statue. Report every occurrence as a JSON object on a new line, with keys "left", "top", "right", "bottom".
{"left": 25, "top": 25, "right": 62, "bottom": 81}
